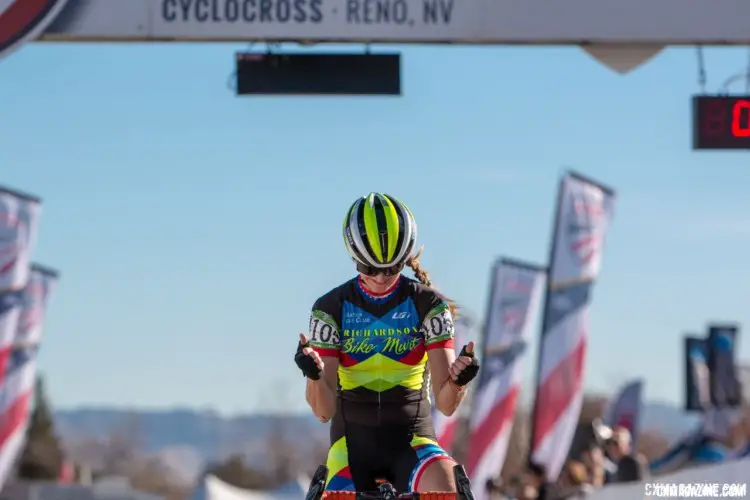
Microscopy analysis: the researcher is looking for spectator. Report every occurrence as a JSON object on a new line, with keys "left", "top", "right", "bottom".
{"left": 579, "top": 443, "right": 606, "bottom": 486}
{"left": 605, "top": 427, "right": 647, "bottom": 482}
{"left": 486, "top": 476, "right": 507, "bottom": 500}
{"left": 495, "top": 475, "right": 523, "bottom": 500}
{"left": 505, "top": 475, "right": 522, "bottom": 499}
{"left": 557, "top": 460, "right": 593, "bottom": 499}
{"left": 520, "top": 462, "right": 551, "bottom": 500}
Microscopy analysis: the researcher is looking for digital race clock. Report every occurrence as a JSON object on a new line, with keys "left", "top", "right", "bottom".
{"left": 692, "top": 96, "right": 750, "bottom": 150}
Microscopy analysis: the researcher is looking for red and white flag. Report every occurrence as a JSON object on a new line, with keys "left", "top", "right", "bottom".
{"left": 0, "top": 346, "right": 38, "bottom": 491}
{"left": 530, "top": 172, "right": 616, "bottom": 481}
{"left": 432, "top": 316, "right": 473, "bottom": 452}
{"left": 0, "top": 188, "right": 41, "bottom": 292}
{"left": 15, "top": 265, "right": 59, "bottom": 346}
{"left": 0, "top": 294, "right": 23, "bottom": 384}
{"left": 605, "top": 379, "right": 643, "bottom": 446}
{"left": 466, "top": 258, "right": 545, "bottom": 500}
{"left": 0, "top": 188, "right": 42, "bottom": 383}
{"left": 0, "top": 263, "right": 58, "bottom": 490}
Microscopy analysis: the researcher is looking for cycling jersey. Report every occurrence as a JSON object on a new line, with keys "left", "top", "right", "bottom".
{"left": 309, "top": 275, "right": 456, "bottom": 492}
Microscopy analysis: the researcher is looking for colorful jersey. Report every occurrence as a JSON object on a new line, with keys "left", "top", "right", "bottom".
{"left": 309, "top": 276, "right": 455, "bottom": 428}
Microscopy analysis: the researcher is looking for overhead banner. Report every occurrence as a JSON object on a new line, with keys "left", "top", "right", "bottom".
{"left": 707, "top": 324, "right": 742, "bottom": 409}
{"left": 0, "top": 346, "right": 38, "bottom": 492}
{"left": 2, "top": 0, "right": 750, "bottom": 61}
{"left": 466, "top": 258, "right": 545, "bottom": 500}
{"left": 685, "top": 336, "right": 711, "bottom": 412}
{"left": 0, "top": 187, "right": 42, "bottom": 292}
{"left": 604, "top": 379, "right": 643, "bottom": 447}
{"left": 432, "top": 316, "right": 473, "bottom": 453}
{"left": 14, "top": 265, "right": 59, "bottom": 347}
{"left": 529, "top": 171, "right": 615, "bottom": 482}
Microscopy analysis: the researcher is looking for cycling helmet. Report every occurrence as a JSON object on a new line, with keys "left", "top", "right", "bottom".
{"left": 343, "top": 193, "right": 417, "bottom": 276}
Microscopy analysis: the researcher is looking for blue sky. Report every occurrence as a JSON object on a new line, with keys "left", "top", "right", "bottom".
{"left": 2, "top": 43, "right": 750, "bottom": 415}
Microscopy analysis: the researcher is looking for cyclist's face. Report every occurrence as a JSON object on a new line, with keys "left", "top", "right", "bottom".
{"left": 359, "top": 271, "right": 400, "bottom": 293}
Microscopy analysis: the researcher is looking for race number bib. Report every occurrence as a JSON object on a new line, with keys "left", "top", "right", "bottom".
{"left": 423, "top": 304, "right": 454, "bottom": 346}
{"left": 309, "top": 310, "right": 340, "bottom": 349}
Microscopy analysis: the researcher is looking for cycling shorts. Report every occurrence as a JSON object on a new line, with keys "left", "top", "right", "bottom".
{"left": 324, "top": 421, "right": 454, "bottom": 493}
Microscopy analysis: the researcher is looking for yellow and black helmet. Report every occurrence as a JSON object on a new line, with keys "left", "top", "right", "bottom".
{"left": 343, "top": 193, "right": 417, "bottom": 275}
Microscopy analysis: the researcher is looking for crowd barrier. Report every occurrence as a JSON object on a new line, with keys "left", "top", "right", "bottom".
{"left": 588, "top": 457, "right": 750, "bottom": 500}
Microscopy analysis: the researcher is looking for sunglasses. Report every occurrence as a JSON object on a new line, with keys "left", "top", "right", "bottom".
{"left": 356, "top": 261, "right": 404, "bottom": 277}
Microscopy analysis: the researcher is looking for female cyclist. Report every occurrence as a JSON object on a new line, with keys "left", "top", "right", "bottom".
{"left": 294, "top": 192, "right": 480, "bottom": 494}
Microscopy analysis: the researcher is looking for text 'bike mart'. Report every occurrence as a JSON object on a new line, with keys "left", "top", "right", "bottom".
{"left": 162, "top": 0, "right": 455, "bottom": 26}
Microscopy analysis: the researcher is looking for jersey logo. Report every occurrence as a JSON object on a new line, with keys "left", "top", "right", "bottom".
{"left": 0, "top": 0, "right": 69, "bottom": 61}
{"left": 341, "top": 299, "right": 422, "bottom": 365}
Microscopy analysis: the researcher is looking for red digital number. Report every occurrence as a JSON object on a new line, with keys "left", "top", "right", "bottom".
{"left": 702, "top": 99, "right": 727, "bottom": 137}
{"left": 732, "top": 100, "right": 750, "bottom": 137}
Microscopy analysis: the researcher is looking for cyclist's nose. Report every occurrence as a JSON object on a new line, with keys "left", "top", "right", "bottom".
{"left": 370, "top": 274, "right": 390, "bottom": 284}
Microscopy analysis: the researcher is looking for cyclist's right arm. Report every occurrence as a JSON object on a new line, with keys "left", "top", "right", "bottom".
{"left": 305, "top": 307, "right": 340, "bottom": 422}
{"left": 305, "top": 357, "right": 338, "bottom": 422}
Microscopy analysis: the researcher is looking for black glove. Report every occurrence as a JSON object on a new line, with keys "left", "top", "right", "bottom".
{"left": 454, "top": 344, "right": 480, "bottom": 386}
{"left": 295, "top": 340, "right": 322, "bottom": 380}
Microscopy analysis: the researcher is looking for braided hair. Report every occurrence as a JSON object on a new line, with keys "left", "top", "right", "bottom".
{"left": 405, "top": 245, "right": 459, "bottom": 317}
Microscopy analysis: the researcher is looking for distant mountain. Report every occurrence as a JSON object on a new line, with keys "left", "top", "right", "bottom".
{"left": 52, "top": 400, "right": 696, "bottom": 483}
{"left": 54, "top": 408, "right": 328, "bottom": 483}
{"left": 54, "top": 408, "right": 325, "bottom": 454}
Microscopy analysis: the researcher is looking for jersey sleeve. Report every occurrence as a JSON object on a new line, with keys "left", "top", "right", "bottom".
{"left": 309, "top": 298, "right": 341, "bottom": 358}
{"left": 422, "top": 299, "right": 456, "bottom": 351}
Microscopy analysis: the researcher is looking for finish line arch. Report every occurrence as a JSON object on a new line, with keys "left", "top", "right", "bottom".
{"left": 2, "top": 0, "right": 750, "bottom": 71}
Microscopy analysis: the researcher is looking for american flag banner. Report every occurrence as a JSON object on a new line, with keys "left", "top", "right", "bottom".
{"left": 432, "top": 316, "right": 474, "bottom": 452}
{"left": 0, "top": 292, "right": 23, "bottom": 385}
{"left": 604, "top": 379, "right": 643, "bottom": 447}
{"left": 529, "top": 172, "right": 615, "bottom": 481}
{"left": 465, "top": 258, "right": 545, "bottom": 500}
{"left": 0, "top": 345, "right": 38, "bottom": 491}
{"left": 14, "top": 265, "right": 59, "bottom": 347}
{"left": 0, "top": 187, "right": 42, "bottom": 292}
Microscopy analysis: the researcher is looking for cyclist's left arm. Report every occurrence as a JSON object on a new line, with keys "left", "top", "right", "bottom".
{"left": 423, "top": 303, "right": 466, "bottom": 417}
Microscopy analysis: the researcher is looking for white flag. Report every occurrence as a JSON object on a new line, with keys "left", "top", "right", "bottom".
{"left": 15, "top": 265, "right": 59, "bottom": 346}
{"left": 530, "top": 172, "right": 616, "bottom": 481}
{"left": 0, "top": 188, "right": 41, "bottom": 292}
{"left": 466, "top": 258, "right": 545, "bottom": 500}
{"left": 0, "top": 346, "right": 38, "bottom": 491}
{"left": 605, "top": 379, "right": 644, "bottom": 447}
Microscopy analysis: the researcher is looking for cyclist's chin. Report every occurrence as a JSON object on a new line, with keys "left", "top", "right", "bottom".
{"left": 360, "top": 273, "right": 399, "bottom": 293}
